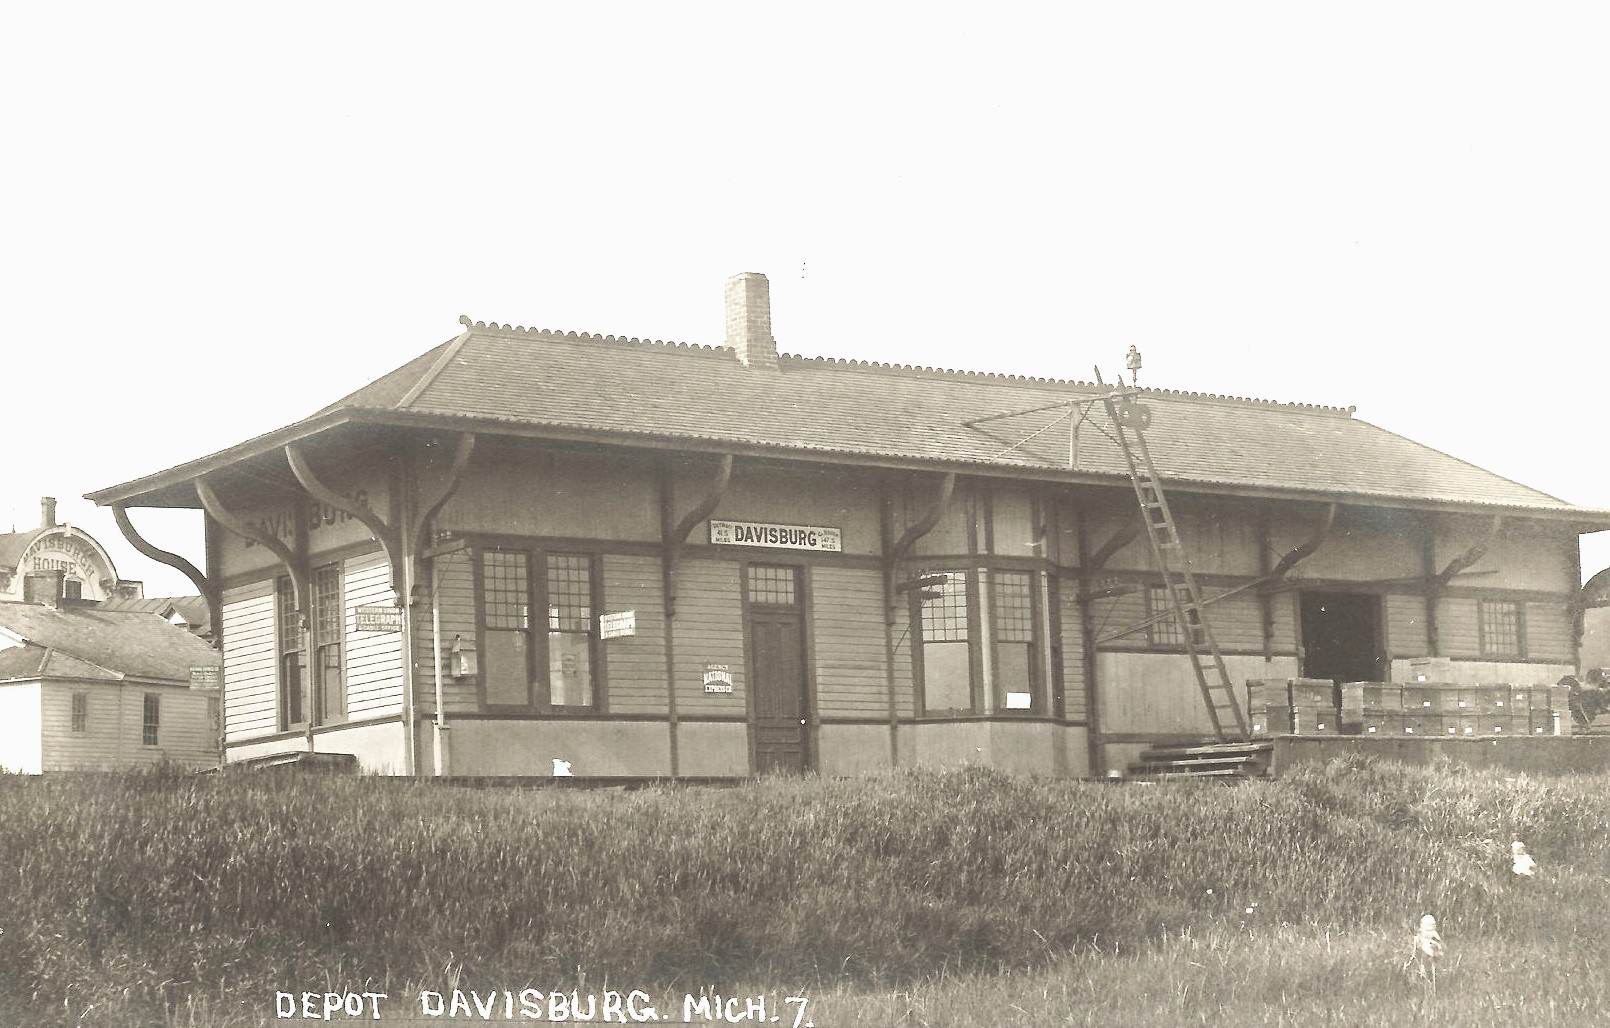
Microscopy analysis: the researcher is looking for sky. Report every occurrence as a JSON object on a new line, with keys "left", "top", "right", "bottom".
{"left": 3, "top": 4, "right": 1607, "bottom": 595}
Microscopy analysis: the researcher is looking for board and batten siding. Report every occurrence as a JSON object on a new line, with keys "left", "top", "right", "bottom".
{"left": 221, "top": 582, "right": 278, "bottom": 740}
{"left": 343, "top": 553, "right": 404, "bottom": 719}
{"left": 811, "top": 566, "right": 891, "bottom": 719}
{"left": 602, "top": 554, "right": 668, "bottom": 715}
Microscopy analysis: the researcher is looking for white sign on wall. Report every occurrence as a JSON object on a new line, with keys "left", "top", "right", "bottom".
{"left": 709, "top": 520, "right": 842, "bottom": 552}
{"left": 599, "top": 611, "right": 636, "bottom": 639}
{"left": 703, "top": 663, "right": 734, "bottom": 693}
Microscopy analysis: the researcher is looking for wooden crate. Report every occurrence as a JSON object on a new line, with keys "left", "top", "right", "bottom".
{"left": 1249, "top": 703, "right": 1295, "bottom": 737}
{"left": 1401, "top": 714, "right": 1443, "bottom": 736}
{"left": 1401, "top": 686, "right": 1440, "bottom": 711}
{"left": 1290, "top": 679, "right": 1338, "bottom": 707}
{"left": 1357, "top": 683, "right": 1401, "bottom": 711}
{"left": 1292, "top": 705, "right": 1338, "bottom": 734}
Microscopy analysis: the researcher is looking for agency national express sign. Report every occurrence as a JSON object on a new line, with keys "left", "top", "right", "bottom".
{"left": 709, "top": 520, "right": 842, "bottom": 552}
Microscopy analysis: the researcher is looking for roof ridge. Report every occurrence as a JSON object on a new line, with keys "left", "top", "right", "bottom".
{"left": 458, "top": 317, "right": 1356, "bottom": 414}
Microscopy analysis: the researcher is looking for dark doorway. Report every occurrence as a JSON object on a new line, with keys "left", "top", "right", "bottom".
{"left": 747, "top": 565, "right": 810, "bottom": 774}
{"left": 1300, "top": 591, "right": 1383, "bottom": 684}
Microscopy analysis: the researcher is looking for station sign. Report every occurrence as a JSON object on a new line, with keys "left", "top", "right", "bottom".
{"left": 709, "top": 520, "right": 842, "bottom": 552}
{"left": 189, "top": 666, "right": 222, "bottom": 690}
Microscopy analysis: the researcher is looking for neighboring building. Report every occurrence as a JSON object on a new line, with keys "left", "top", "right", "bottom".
{"left": 0, "top": 497, "right": 144, "bottom": 604}
{"left": 98, "top": 595, "right": 214, "bottom": 641}
{"left": 0, "top": 601, "right": 221, "bottom": 773}
{"left": 87, "top": 273, "right": 1610, "bottom": 778}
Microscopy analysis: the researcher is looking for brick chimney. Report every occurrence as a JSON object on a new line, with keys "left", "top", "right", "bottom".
{"left": 725, "top": 272, "right": 777, "bottom": 369}
{"left": 24, "top": 569, "right": 64, "bottom": 606}
{"left": 40, "top": 496, "right": 56, "bottom": 528}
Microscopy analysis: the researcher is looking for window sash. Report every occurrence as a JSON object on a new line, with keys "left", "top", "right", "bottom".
{"left": 1480, "top": 599, "right": 1523, "bottom": 657}
{"left": 71, "top": 692, "right": 88, "bottom": 733}
{"left": 142, "top": 694, "right": 160, "bottom": 747}
{"left": 478, "top": 549, "right": 599, "bottom": 711}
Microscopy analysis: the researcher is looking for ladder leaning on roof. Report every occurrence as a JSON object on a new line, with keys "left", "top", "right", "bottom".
{"left": 1096, "top": 369, "right": 1249, "bottom": 744}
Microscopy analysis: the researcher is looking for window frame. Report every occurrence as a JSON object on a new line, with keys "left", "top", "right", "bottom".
{"left": 141, "top": 693, "right": 160, "bottom": 747}
{"left": 989, "top": 569, "right": 1043, "bottom": 715}
{"left": 70, "top": 691, "right": 88, "bottom": 734}
{"left": 1478, "top": 597, "right": 1525, "bottom": 659}
{"left": 275, "top": 576, "right": 306, "bottom": 732}
{"left": 912, "top": 568, "right": 980, "bottom": 716}
{"left": 473, "top": 547, "right": 603, "bottom": 714}
{"left": 311, "top": 563, "right": 346, "bottom": 726}
{"left": 1146, "top": 583, "right": 1185, "bottom": 649}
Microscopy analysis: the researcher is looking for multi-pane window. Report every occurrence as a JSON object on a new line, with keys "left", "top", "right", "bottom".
{"left": 142, "top": 693, "right": 160, "bottom": 747}
{"left": 277, "top": 576, "right": 306, "bottom": 731}
{"left": 747, "top": 565, "right": 799, "bottom": 606}
{"left": 71, "top": 692, "right": 88, "bottom": 733}
{"left": 546, "top": 554, "right": 594, "bottom": 708}
{"left": 918, "top": 570, "right": 973, "bottom": 713}
{"left": 479, "top": 549, "right": 599, "bottom": 710}
{"left": 1148, "top": 584, "right": 1183, "bottom": 647}
{"left": 1480, "top": 599, "right": 1523, "bottom": 658}
{"left": 312, "top": 564, "right": 344, "bottom": 724}
{"left": 993, "top": 571, "right": 1037, "bottom": 711}
{"left": 482, "top": 551, "right": 532, "bottom": 707}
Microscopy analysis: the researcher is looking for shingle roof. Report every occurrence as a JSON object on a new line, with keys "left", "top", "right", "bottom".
{"left": 331, "top": 319, "right": 1582, "bottom": 514}
{"left": 0, "top": 603, "right": 219, "bottom": 683}
{"left": 87, "top": 317, "right": 1607, "bottom": 521}
{"left": 0, "top": 527, "right": 46, "bottom": 574}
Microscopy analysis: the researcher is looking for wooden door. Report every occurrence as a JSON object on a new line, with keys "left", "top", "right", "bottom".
{"left": 750, "top": 610, "right": 809, "bottom": 774}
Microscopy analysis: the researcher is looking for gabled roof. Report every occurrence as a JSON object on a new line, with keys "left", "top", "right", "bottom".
{"left": 0, "top": 603, "right": 218, "bottom": 683}
{"left": 0, "top": 527, "right": 46, "bottom": 574}
{"left": 88, "top": 317, "right": 1610, "bottom": 523}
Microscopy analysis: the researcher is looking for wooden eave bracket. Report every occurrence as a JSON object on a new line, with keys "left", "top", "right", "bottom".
{"left": 285, "top": 442, "right": 408, "bottom": 606}
{"left": 110, "top": 504, "right": 220, "bottom": 645}
{"left": 410, "top": 433, "right": 477, "bottom": 565}
{"left": 662, "top": 454, "right": 734, "bottom": 619}
{"left": 196, "top": 476, "right": 308, "bottom": 625}
{"left": 1430, "top": 514, "right": 1503, "bottom": 595}
{"left": 883, "top": 472, "right": 956, "bottom": 624}
{"left": 1267, "top": 503, "right": 1336, "bottom": 581}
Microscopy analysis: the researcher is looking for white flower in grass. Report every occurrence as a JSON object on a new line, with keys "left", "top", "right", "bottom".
{"left": 1511, "top": 840, "right": 1537, "bottom": 878}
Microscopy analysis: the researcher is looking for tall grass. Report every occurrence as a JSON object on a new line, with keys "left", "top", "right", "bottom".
{"left": 0, "top": 757, "right": 1606, "bottom": 1026}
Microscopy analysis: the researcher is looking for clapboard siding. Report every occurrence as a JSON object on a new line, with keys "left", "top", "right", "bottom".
{"left": 1209, "top": 592, "right": 1264, "bottom": 652}
{"left": 1057, "top": 579, "right": 1087, "bottom": 722}
{"left": 1435, "top": 596, "right": 1482, "bottom": 659}
{"left": 1388, "top": 593, "right": 1429, "bottom": 657}
{"left": 343, "top": 553, "right": 403, "bottom": 719}
{"left": 42, "top": 684, "right": 216, "bottom": 771}
{"left": 419, "top": 550, "right": 480, "bottom": 714}
{"left": 673, "top": 560, "right": 746, "bottom": 714}
{"left": 1525, "top": 601, "right": 1574, "bottom": 662}
{"left": 603, "top": 554, "right": 668, "bottom": 715}
{"left": 221, "top": 583, "right": 278, "bottom": 740}
{"left": 812, "top": 566, "right": 891, "bottom": 719}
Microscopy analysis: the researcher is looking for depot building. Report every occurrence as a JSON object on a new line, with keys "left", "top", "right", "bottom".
{"left": 88, "top": 274, "right": 1610, "bottom": 778}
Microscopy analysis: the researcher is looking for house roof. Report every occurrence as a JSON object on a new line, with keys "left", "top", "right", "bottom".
{"left": 98, "top": 595, "right": 211, "bottom": 628}
{"left": 87, "top": 317, "right": 1610, "bottom": 524}
{"left": 0, "top": 527, "right": 46, "bottom": 574}
{"left": 0, "top": 603, "right": 218, "bottom": 684}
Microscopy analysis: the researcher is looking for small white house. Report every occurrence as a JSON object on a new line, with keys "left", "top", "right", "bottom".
{"left": 0, "top": 601, "right": 221, "bottom": 773}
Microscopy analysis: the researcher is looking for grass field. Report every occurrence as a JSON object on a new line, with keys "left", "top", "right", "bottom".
{"left": 0, "top": 757, "right": 1605, "bottom": 1027}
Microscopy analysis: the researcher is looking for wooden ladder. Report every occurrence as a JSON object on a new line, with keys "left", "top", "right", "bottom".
{"left": 1100, "top": 380, "right": 1249, "bottom": 743}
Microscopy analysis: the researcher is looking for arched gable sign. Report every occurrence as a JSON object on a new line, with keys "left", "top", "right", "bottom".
{"left": 20, "top": 528, "right": 121, "bottom": 599}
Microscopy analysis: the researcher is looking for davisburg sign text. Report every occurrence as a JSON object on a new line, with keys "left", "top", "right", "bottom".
{"left": 709, "top": 520, "right": 842, "bottom": 552}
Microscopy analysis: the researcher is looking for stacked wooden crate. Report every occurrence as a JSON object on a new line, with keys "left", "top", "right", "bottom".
{"left": 1245, "top": 678, "right": 1575, "bottom": 737}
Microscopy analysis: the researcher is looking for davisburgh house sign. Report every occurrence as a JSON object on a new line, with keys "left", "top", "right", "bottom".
{"left": 709, "top": 520, "right": 842, "bottom": 552}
